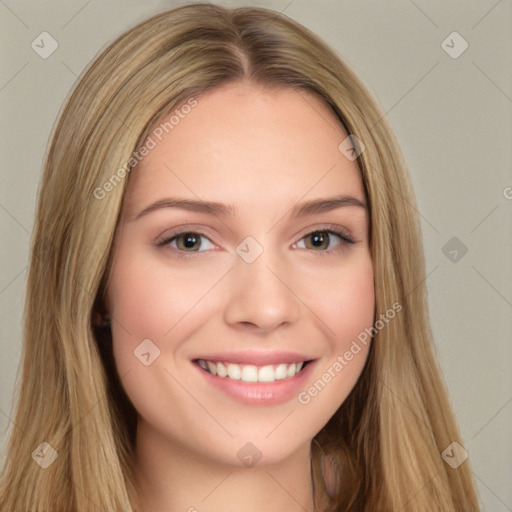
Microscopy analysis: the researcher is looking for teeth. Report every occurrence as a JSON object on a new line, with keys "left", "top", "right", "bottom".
{"left": 227, "top": 363, "right": 241, "bottom": 380}
{"left": 275, "top": 363, "right": 288, "bottom": 380}
{"left": 197, "top": 359, "right": 306, "bottom": 382}
{"left": 241, "top": 365, "right": 258, "bottom": 382}
{"left": 258, "top": 365, "right": 275, "bottom": 382}
{"left": 206, "top": 361, "right": 217, "bottom": 376}
{"left": 217, "top": 362, "right": 228, "bottom": 378}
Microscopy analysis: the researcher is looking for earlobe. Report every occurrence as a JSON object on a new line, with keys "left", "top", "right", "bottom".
{"left": 321, "top": 452, "right": 341, "bottom": 498}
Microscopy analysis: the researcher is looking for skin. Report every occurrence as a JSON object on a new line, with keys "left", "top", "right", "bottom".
{"left": 106, "top": 81, "right": 375, "bottom": 512}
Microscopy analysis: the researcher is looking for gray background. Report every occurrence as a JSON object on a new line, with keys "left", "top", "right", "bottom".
{"left": 1, "top": 1, "right": 511, "bottom": 510}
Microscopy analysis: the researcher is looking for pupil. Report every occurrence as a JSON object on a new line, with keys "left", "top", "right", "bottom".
{"left": 183, "top": 234, "right": 198, "bottom": 249}
{"left": 312, "top": 232, "right": 326, "bottom": 247}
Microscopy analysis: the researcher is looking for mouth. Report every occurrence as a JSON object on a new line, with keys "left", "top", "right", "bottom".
{"left": 191, "top": 351, "right": 317, "bottom": 405}
{"left": 194, "top": 359, "right": 311, "bottom": 383}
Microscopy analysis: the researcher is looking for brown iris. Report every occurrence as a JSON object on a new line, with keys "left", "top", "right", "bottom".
{"left": 304, "top": 231, "right": 331, "bottom": 250}
{"left": 175, "top": 233, "right": 202, "bottom": 251}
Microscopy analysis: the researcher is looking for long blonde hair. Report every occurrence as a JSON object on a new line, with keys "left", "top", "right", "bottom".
{"left": 0, "top": 4, "right": 480, "bottom": 511}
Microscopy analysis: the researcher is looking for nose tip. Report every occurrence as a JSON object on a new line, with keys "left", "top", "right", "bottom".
{"left": 222, "top": 253, "right": 301, "bottom": 333}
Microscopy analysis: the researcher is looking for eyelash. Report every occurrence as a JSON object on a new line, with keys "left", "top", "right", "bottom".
{"left": 156, "top": 226, "right": 355, "bottom": 259}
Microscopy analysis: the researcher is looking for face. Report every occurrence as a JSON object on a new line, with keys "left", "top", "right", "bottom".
{"left": 107, "top": 81, "right": 374, "bottom": 467}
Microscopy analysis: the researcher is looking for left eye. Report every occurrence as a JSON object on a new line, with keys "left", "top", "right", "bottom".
{"left": 295, "top": 230, "right": 351, "bottom": 251}
{"left": 165, "top": 232, "right": 214, "bottom": 252}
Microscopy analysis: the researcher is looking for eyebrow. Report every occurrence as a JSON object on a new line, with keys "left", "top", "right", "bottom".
{"left": 132, "top": 195, "right": 366, "bottom": 221}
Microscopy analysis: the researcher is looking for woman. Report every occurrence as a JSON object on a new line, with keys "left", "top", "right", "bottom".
{"left": 0, "top": 3, "right": 481, "bottom": 511}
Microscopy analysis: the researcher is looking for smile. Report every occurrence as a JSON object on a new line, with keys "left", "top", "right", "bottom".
{"left": 196, "top": 359, "right": 307, "bottom": 383}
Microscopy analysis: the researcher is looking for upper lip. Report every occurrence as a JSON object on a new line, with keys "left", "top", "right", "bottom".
{"left": 192, "top": 350, "right": 314, "bottom": 366}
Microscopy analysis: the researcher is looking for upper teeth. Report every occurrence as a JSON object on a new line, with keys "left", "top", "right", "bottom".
{"left": 197, "top": 360, "right": 305, "bottom": 383}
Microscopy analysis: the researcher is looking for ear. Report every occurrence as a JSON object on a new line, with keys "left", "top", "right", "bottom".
{"left": 92, "top": 308, "right": 111, "bottom": 327}
{"left": 92, "top": 288, "right": 111, "bottom": 328}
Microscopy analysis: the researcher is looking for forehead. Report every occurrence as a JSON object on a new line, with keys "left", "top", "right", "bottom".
{"left": 122, "top": 82, "right": 365, "bottom": 216}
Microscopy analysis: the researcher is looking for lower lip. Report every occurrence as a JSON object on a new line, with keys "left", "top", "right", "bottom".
{"left": 194, "top": 361, "right": 316, "bottom": 406}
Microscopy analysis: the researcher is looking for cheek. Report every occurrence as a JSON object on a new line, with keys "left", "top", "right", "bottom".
{"left": 108, "top": 248, "right": 215, "bottom": 336}
{"left": 303, "top": 253, "right": 375, "bottom": 346}
{"left": 107, "top": 245, "right": 226, "bottom": 374}
{"left": 106, "top": 247, "right": 222, "bottom": 429}
{"left": 294, "top": 254, "right": 374, "bottom": 412}
{"left": 333, "top": 260, "right": 375, "bottom": 344}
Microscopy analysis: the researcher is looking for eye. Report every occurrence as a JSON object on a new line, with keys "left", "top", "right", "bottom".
{"left": 159, "top": 231, "right": 214, "bottom": 252}
{"left": 295, "top": 229, "right": 354, "bottom": 252}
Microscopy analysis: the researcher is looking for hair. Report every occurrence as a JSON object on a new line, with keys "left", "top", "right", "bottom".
{"left": 0, "top": 3, "right": 481, "bottom": 511}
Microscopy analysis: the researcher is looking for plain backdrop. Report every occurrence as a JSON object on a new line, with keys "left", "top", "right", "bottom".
{"left": 1, "top": 1, "right": 511, "bottom": 510}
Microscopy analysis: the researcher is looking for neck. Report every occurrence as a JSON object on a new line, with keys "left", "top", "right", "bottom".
{"left": 133, "top": 419, "right": 319, "bottom": 512}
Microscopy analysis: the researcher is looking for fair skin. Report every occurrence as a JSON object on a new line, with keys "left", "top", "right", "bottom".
{"left": 107, "top": 81, "right": 374, "bottom": 512}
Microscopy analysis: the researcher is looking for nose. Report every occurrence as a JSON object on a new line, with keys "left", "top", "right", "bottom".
{"left": 222, "top": 247, "right": 301, "bottom": 334}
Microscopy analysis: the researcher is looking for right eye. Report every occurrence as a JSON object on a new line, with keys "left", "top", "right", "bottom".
{"left": 158, "top": 231, "right": 215, "bottom": 253}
